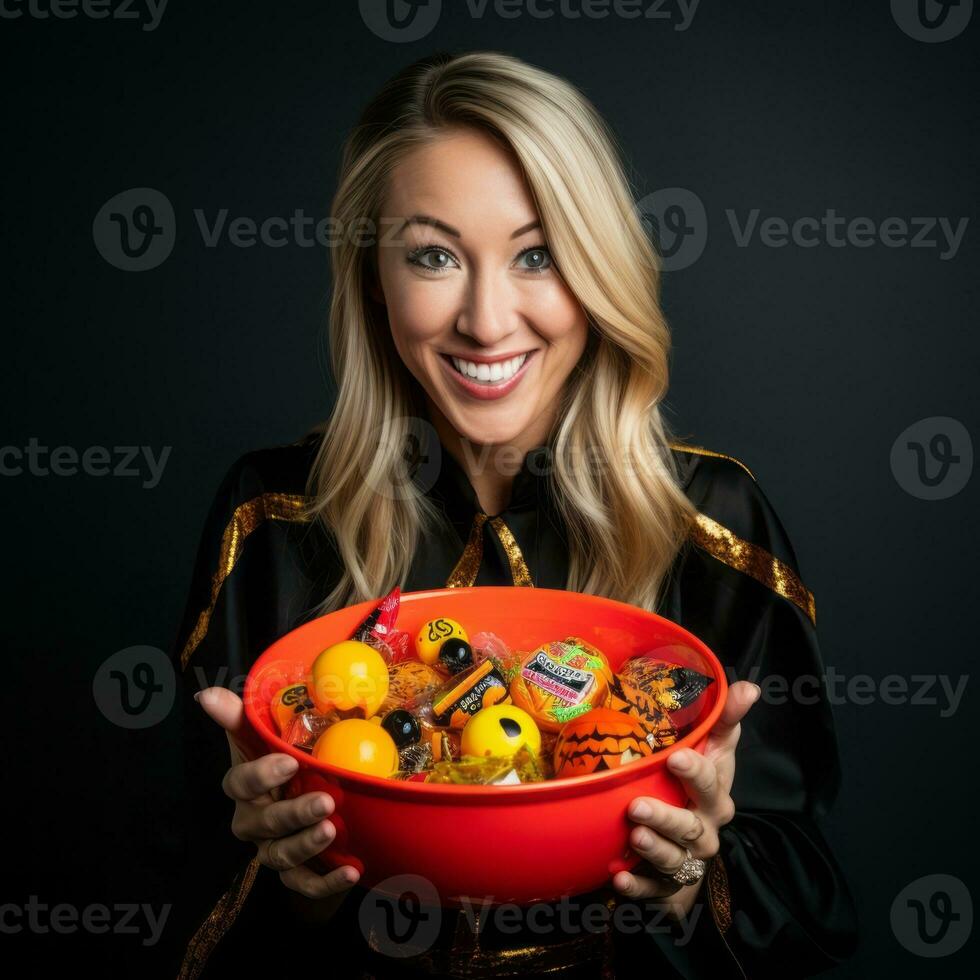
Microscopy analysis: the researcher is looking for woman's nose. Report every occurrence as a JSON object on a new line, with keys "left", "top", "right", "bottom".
{"left": 454, "top": 273, "right": 521, "bottom": 348}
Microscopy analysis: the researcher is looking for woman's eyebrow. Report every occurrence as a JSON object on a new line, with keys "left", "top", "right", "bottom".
{"left": 396, "top": 215, "right": 542, "bottom": 240}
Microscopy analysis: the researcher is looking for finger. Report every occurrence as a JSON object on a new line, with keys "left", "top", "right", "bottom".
{"left": 256, "top": 818, "right": 336, "bottom": 872}
{"left": 233, "top": 792, "right": 335, "bottom": 842}
{"left": 196, "top": 686, "right": 268, "bottom": 761}
{"left": 612, "top": 868, "right": 678, "bottom": 900}
{"left": 667, "top": 750, "right": 733, "bottom": 824}
{"left": 629, "top": 797, "right": 704, "bottom": 846}
{"left": 222, "top": 753, "right": 299, "bottom": 804}
{"left": 280, "top": 863, "right": 360, "bottom": 900}
{"left": 706, "top": 681, "right": 759, "bottom": 753}
{"left": 628, "top": 824, "right": 689, "bottom": 877}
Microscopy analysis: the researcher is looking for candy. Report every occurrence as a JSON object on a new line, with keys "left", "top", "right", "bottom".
{"left": 553, "top": 708, "right": 654, "bottom": 778}
{"left": 381, "top": 708, "right": 421, "bottom": 748}
{"left": 606, "top": 673, "right": 679, "bottom": 748}
{"left": 425, "top": 744, "right": 547, "bottom": 785}
{"left": 416, "top": 617, "right": 468, "bottom": 665}
{"left": 309, "top": 640, "right": 390, "bottom": 717}
{"left": 312, "top": 718, "right": 399, "bottom": 777}
{"left": 617, "top": 658, "right": 713, "bottom": 730}
{"left": 460, "top": 704, "right": 541, "bottom": 758}
{"left": 379, "top": 660, "right": 444, "bottom": 714}
{"left": 395, "top": 740, "right": 433, "bottom": 776}
{"left": 270, "top": 683, "right": 315, "bottom": 736}
{"left": 438, "top": 638, "right": 474, "bottom": 675}
{"left": 352, "top": 587, "right": 401, "bottom": 645}
{"left": 283, "top": 708, "right": 337, "bottom": 753}
{"left": 429, "top": 658, "right": 511, "bottom": 729}
{"left": 510, "top": 637, "right": 613, "bottom": 732}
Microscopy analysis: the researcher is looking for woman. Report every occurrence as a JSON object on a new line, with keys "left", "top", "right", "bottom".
{"left": 170, "top": 51, "right": 857, "bottom": 979}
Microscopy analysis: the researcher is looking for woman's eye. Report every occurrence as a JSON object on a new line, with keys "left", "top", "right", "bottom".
{"left": 516, "top": 246, "right": 552, "bottom": 272}
{"left": 408, "top": 246, "right": 458, "bottom": 272}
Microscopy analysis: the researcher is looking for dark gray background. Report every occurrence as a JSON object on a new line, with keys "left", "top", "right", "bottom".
{"left": 1, "top": 1, "right": 976, "bottom": 976}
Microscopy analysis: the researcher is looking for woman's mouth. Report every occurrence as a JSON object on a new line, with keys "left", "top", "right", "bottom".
{"left": 439, "top": 350, "right": 536, "bottom": 401}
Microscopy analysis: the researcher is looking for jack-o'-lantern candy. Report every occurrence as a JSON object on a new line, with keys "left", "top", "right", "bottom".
{"left": 416, "top": 618, "right": 469, "bottom": 666}
{"left": 312, "top": 718, "right": 400, "bottom": 777}
{"left": 553, "top": 708, "right": 654, "bottom": 778}
{"left": 617, "top": 657, "right": 713, "bottom": 730}
{"left": 510, "top": 637, "right": 613, "bottom": 732}
{"left": 309, "top": 640, "right": 389, "bottom": 717}
{"left": 461, "top": 704, "right": 541, "bottom": 758}
{"left": 606, "top": 674, "right": 678, "bottom": 749}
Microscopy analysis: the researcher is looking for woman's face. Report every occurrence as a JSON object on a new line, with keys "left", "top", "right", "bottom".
{"left": 374, "top": 127, "right": 589, "bottom": 451}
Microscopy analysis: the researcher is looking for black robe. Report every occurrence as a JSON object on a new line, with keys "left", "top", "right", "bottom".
{"left": 166, "top": 430, "right": 858, "bottom": 979}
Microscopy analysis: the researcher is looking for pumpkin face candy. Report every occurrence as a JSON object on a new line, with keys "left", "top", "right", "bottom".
{"left": 553, "top": 708, "right": 654, "bottom": 778}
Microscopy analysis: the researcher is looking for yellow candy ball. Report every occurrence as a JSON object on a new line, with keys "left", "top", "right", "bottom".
{"left": 416, "top": 618, "right": 469, "bottom": 666}
{"left": 310, "top": 640, "right": 389, "bottom": 716}
{"left": 461, "top": 704, "right": 541, "bottom": 758}
{"left": 313, "top": 719, "right": 399, "bottom": 777}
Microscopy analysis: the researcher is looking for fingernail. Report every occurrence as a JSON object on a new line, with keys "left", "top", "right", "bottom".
{"left": 630, "top": 801, "right": 652, "bottom": 821}
{"left": 315, "top": 821, "right": 333, "bottom": 843}
{"left": 312, "top": 797, "right": 330, "bottom": 817}
{"left": 193, "top": 691, "right": 202, "bottom": 702}
{"left": 750, "top": 684, "right": 762, "bottom": 703}
{"left": 344, "top": 867, "right": 359, "bottom": 884}
{"left": 671, "top": 751, "right": 692, "bottom": 770}
{"left": 276, "top": 758, "right": 298, "bottom": 777}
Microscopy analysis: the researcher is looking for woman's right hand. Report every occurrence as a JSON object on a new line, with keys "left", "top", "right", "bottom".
{"left": 195, "top": 686, "right": 360, "bottom": 899}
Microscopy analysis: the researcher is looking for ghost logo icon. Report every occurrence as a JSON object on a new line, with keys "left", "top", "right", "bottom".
{"left": 359, "top": 0, "right": 442, "bottom": 42}
{"left": 635, "top": 188, "right": 708, "bottom": 272}
{"left": 890, "top": 417, "right": 972, "bottom": 500}
{"left": 93, "top": 188, "right": 175, "bottom": 271}
{"left": 891, "top": 0, "right": 973, "bottom": 41}
{"left": 358, "top": 874, "right": 442, "bottom": 958}
{"left": 891, "top": 874, "right": 972, "bottom": 957}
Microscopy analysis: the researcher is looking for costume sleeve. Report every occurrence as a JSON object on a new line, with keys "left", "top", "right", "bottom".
{"left": 163, "top": 446, "right": 327, "bottom": 979}
{"left": 651, "top": 453, "right": 859, "bottom": 978}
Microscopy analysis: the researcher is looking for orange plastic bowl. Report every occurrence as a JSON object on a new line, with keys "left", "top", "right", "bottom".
{"left": 243, "top": 587, "right": 726, "bottom": 906}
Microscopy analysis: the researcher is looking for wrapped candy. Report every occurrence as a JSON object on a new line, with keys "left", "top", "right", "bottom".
{"left": 425, "top": 744, "right": 547, "bottom": 785}
{"left": 379, "top": 660, "right": 445, "bottom": 715}
{"left": 509, "top": 637, "right": 613, "bottom": 732}
{"left": 424, "top": 658, "right": 512, "bottom": 730}
{"left": 617, "top": 657, "right": 714, "bottom": 731}
{"left": 352, "top": 586, "right": 401, "bottom": 645}
{"left": 471, "top": 631, "right": 522, "bottom": 679}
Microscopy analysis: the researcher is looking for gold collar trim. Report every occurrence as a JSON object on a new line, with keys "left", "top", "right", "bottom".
{"left": 445, "top": 512, "right": 534, "bottom": 588}
{"left": 669, "top": 442, "right": 756, "bottom": 481}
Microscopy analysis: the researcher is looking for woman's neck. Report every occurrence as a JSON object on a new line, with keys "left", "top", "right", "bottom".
{"left": 425, "top": 400, "right": 555, "bottom": 516}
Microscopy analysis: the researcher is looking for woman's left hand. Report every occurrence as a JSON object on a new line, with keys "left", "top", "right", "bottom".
{"left": 612, "top": 680, "right": 761, "bottom": 916}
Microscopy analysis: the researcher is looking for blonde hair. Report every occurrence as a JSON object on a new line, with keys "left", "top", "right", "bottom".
{"left": 306, "top": 50, "right": 696, "bottom": 613}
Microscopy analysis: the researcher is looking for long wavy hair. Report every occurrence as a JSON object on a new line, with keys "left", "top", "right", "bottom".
{"left": 306, "top": 50, "right": 697, "bottom": 614}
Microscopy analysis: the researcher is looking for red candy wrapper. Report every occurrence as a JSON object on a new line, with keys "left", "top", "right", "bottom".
{"left": 351, "top": 587, "right": 401, "bottom": 644}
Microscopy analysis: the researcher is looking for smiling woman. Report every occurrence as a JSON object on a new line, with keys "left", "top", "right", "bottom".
{"left": 171, "top": 51, "right": 857, "bottom": 980}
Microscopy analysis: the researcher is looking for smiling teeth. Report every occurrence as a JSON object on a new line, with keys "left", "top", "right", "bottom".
{"left": 451, "top": 353, "right": 528, "bottom": 384}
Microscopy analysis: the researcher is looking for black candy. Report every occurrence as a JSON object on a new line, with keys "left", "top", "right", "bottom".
{"left": 439, "top": 638, "right": 474, "bottom": 675}
{"left": 381, "top": 708, "right": 421, "bottom": 747}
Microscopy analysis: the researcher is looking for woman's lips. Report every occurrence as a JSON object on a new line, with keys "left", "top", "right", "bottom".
{"left": 439, "top": 351, "right": 537, "bottom": 401}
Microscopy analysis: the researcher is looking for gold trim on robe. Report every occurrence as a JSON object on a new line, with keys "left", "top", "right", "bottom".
{"left": 177, "top": 856, "right": 260, "bottom": 980}
{"left": 690, "top": 512, "right": 817, "bottom": 625}
{"left": 179, "top": 493, "right": 311, "bottom": 670}
{"left": 669, "top": 442, "right": 756, "bottom": 481}
{"left": 445, "top": 513, "right": 535, "bottom": 588}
